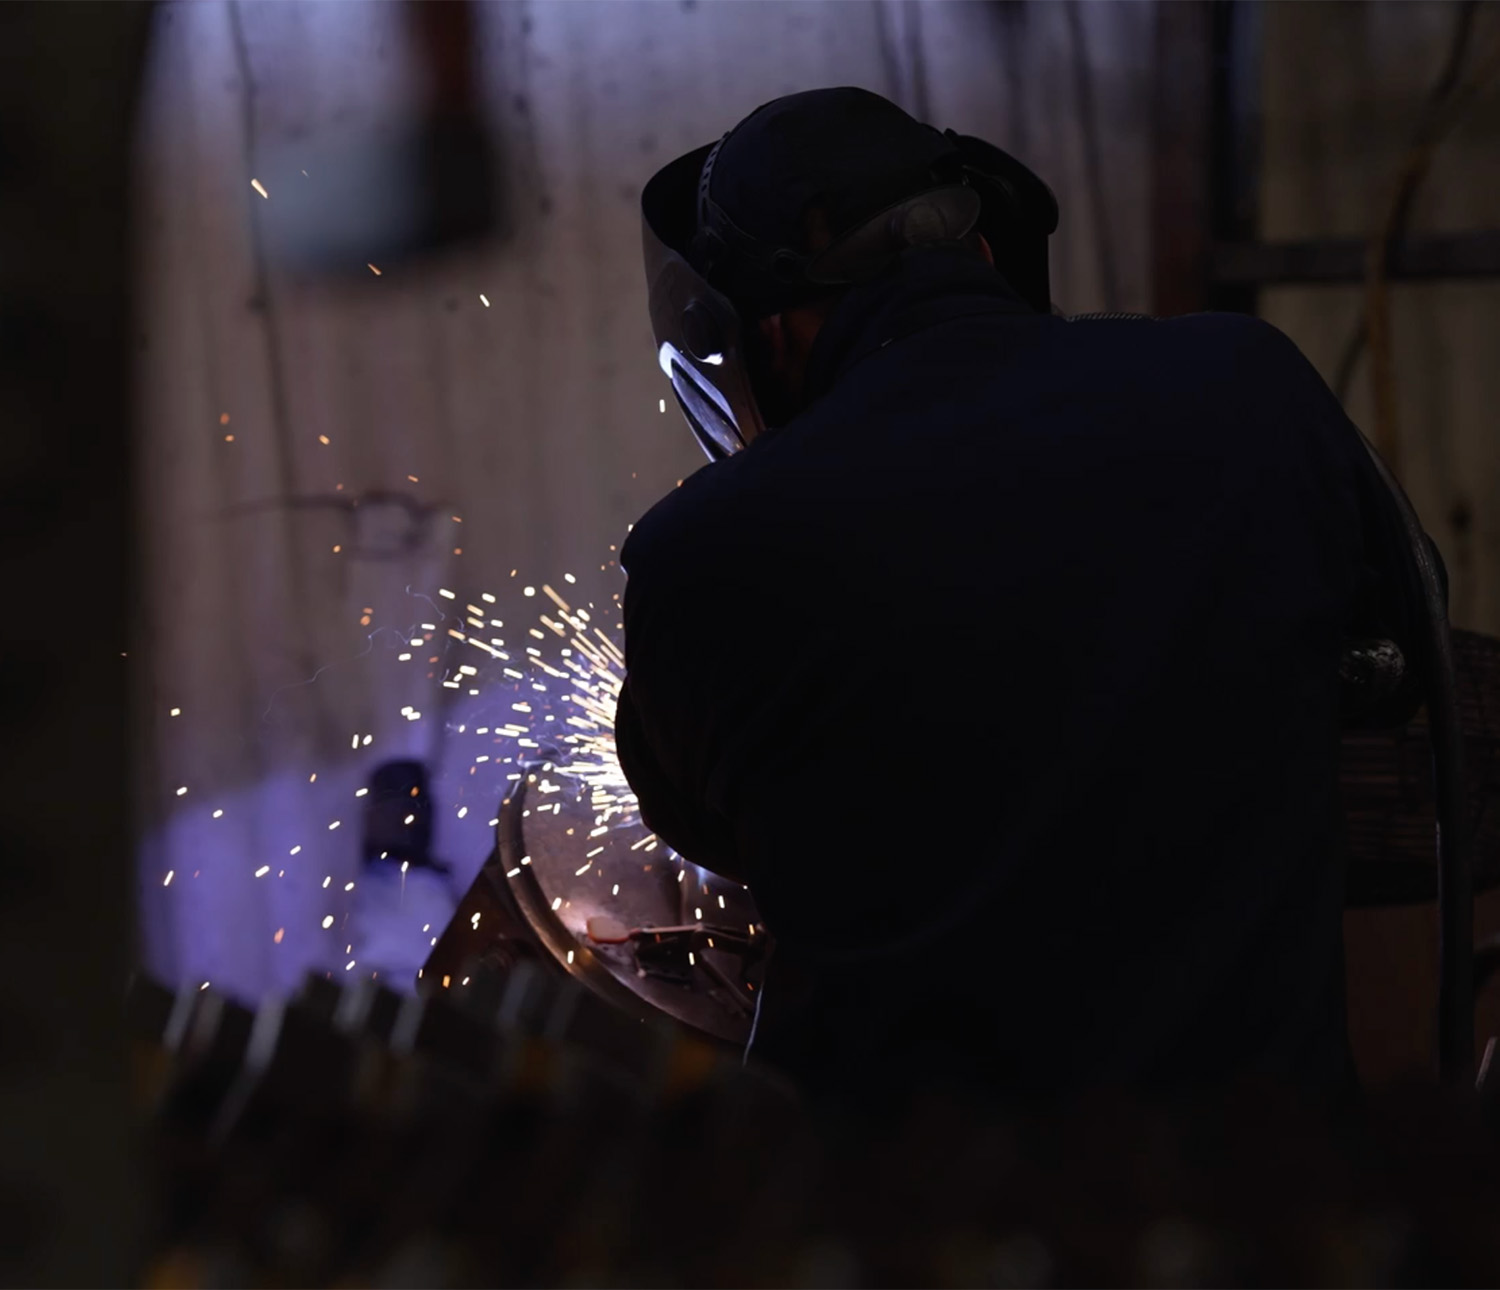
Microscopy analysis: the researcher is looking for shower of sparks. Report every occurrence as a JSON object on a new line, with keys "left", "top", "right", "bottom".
{"left": 154, "top": 550, "right": 745, "bottom": 994}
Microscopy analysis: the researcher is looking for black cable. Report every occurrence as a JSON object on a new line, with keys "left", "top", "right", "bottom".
{"left": 1332, "top": 0, "right": 1481, "bottom": 405}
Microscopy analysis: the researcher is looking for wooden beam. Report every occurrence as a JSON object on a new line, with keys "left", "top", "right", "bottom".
{"left": 1213, "top": 230, "right": 1500, "bottom": 286}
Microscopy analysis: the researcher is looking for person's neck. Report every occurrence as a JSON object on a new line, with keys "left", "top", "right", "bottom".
{"left": 798, "top": 242, "right": 1033, "bottom": 409}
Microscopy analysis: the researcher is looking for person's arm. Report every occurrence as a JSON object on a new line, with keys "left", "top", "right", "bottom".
{"left": 1253, "top": 319, "right": 1449, "bottom": 728}
{"left": 614, "top": 533, "right": 755, "bottom": 885}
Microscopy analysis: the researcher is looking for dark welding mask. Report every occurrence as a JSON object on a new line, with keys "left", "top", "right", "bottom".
{"left": 641, "top": 89, "right": 1059, "bottom": 462}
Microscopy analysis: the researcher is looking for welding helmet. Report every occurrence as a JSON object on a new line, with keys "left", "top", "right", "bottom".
{"left": 641, "top": 87, "right": 1058, "bottom": 462}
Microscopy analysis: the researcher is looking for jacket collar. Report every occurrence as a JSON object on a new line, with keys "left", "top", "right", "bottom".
{"left": 800, "top": 242, "right": 1037, "bottom": 407}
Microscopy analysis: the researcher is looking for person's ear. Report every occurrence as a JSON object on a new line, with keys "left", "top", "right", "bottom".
{"left": 758, "top": 313, "right": 789, "bottom": 374}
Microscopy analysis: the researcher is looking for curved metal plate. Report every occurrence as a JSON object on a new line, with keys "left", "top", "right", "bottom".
{"left": 496, "top": 762, "right": 764, "bottom": 1046}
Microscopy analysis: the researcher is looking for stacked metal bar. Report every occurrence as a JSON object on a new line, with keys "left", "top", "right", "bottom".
{"left": 131, "top": 965, "right": 1500, "bottom": 1287}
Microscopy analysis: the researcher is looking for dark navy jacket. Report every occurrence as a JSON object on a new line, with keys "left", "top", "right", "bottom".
{"left": 616, "top": 242, "right": 1437, "bottom": 1108}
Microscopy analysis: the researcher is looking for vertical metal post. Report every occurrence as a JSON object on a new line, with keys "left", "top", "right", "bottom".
{"left": 1150, "top": 0, "right": 1213, "bottom": 316}
{"left": 1208, "top": 0, "right": 1262, "bottom": 314}
{"left": 0, "top": 1, "right": 154, "bottom": 1282}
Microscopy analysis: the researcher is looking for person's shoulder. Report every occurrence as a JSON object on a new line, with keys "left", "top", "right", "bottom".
{"left": 1159, "top": 311, "right": 1317, "bottom": 375}
{"left": 1132, "top": 313, "right": 1337, "bottom": 421}
{"left": 620, "top": 458, "right": 742, "bottom": 582}
{"left": 1054, "top": 310, "right": 1314, "bottom": 383}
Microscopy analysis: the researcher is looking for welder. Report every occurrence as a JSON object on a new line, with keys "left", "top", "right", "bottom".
{"left": 616, "top": 87, "right": 1445, "bottom": 1113}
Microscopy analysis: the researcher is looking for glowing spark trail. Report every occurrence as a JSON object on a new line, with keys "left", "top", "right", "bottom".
{"left": 156, "top": 547, "right": 728, "bottom": 993}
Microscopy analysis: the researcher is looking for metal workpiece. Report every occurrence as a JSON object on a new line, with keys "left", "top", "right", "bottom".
{"left": 425, "top": 762, "right": 767, "bottom": 1052}
{"left": 495, "top": 765, "right": 765, "bottom": 1046}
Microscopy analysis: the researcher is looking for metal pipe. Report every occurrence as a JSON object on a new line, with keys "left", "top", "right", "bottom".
{"left": 1357, "top": 433, "right": 1474, "bottom": 1083}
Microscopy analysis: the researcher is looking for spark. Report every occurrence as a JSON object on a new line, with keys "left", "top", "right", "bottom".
{"left": 251, "top": 178, "right": 269, "bottom": 198}
{"left": 169, "top": 707, "right": 181, "bottom": 716}
{"left": 480, "top": 293, "right": 490, "bottom": 307}
{"left": 255, "top": 866, "right": 270, "bottom": 878}
{"left": 233, "top": 559, "right": 703, "bottom": 991}
{"left": 163, "top": 870, "right": 174, "bottom": 887}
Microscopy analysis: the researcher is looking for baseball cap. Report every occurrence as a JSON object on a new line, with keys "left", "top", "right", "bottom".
{"left": 693, "top": 87, "right": 965, "bottom": 316}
